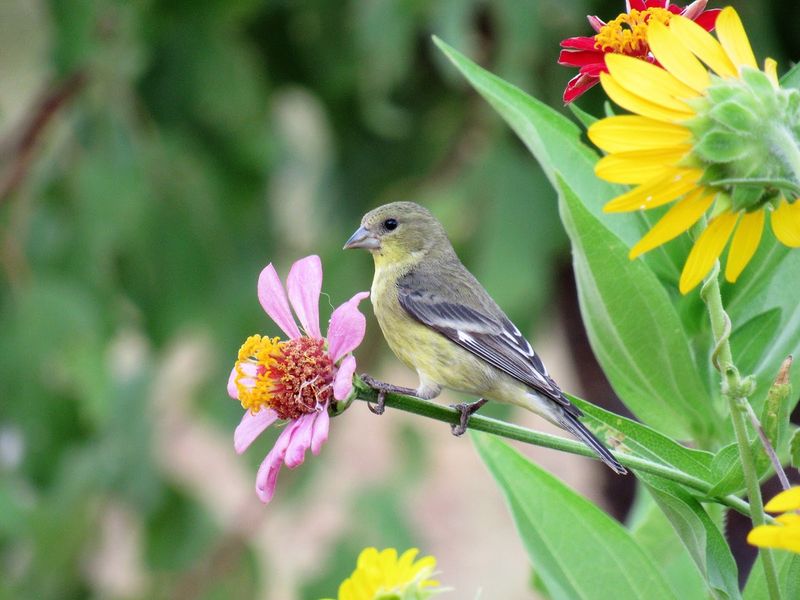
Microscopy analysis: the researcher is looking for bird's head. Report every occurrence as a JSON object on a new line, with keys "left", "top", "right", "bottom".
{"left": 344, "top": 201, "right": 450, "bottom": 266}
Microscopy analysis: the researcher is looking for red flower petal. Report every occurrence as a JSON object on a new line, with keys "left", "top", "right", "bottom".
{"left": 693, "top": 8, "right": 721, "bottom": 31}
{"left": 579, "top": 63, "right": 608, "bottom": 77}
{"left": 558, "top": 49, "right": 604, "bottom": 68}
{"left": 563, "top": 73, "right": 598, "bottom": 103}
{"left": 560, "top": 36, "right": 599, "bottom": 51}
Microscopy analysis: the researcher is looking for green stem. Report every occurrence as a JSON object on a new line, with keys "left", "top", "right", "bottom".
{"left": 349, "top": 379, "right": 761, "bottom": 520}
{"left": 701, "top": 267, "right": 782, "bottom": 600}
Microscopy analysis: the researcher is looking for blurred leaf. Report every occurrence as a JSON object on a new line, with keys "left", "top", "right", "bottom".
{"left": 145, "top": 487, "right": 216, "bottom": 571}
{"left": 557, "top": 175, "right": 715, "bottom": 440}
{"left": 643, "top": 479, "right": 741, "bottom": 600}
{"left": 474, "top": 432, "right": 678, "bottom": 600}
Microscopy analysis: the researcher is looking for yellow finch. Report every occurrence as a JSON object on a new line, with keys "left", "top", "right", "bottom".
{"left": 344, "top": 201, "right": 626, "bottom": 474}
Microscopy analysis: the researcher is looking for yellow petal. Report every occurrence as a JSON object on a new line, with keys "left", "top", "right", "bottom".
{"left": 715, "top": 7, "right": 757, "bottom": 71}
{"left": 776, "top": 513, "right": 800, "bottom": 526}
{"left": 747, "top": 524, "right": 783, "bottom": 548}
{"left": 648, "top": 21, "right": 710, "bottom": 93}
{"left": 605, "top": 54, "right": 699, "bottom": 111}
{"left": 679, "top": 212, "right": 738, "bottom": 294}
{"left": 599, "top": 72, "right": 694, "bottom": 123}
{"left": 765, "top": 486, "right": 800, "bottom": 513}
{"left": 749, "top": 523, "right": 800, "bottom": 553}
{"left": 771, "top": 198, "right": 800, "bottom": 247}
{"left": 603, "top": 169, "right": 703, "bottom": 212}
{"left": 669, "top": 15, "right": 738, "bottom": 78}
{"left": 595, "top": 146, "right": 692, "bottom": 184}
{"left": 588, "top": 116, "right": 693, "bottom": 153}
{"left": 725, "top": 209, "right": 764, "bottom": 282}
{"left": 630, "top": 189, "right": 714, "bottom": 258}
{"left": 765, "top": 58, "right": 779, "bottom": 87}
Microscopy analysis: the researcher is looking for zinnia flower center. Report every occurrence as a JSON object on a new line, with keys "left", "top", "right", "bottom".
{"left": 234, "top": 335, "right": 333, "bottom": 420}
{"left": 594, "top": 7, "right": 673, "bottom": 56}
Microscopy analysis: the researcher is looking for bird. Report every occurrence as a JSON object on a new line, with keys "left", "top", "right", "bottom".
{"left": 343, "top": 201, "right": 626, "bottom": 475}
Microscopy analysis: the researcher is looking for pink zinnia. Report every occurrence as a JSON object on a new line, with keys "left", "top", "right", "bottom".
{"left": 227, "top": 255, "right": 369, "bottom": 503}
{"left": 558, "top": 0, "right": 720, "bottom": 103}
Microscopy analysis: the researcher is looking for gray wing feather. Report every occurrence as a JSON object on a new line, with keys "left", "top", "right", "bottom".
{"left": 397, "top": 272, "right": 575, "bottom": 412}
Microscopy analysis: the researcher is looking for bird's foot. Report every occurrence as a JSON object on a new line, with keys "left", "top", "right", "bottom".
{"left": 360, "top": 374, "right": 417, "bottom": 416}
{"left": 450, "top": 398, "right": 489, "bottom": 436}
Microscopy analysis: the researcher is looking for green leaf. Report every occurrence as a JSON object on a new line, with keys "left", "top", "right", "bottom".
{"left": 779, "top": 61, "right": 800, "bottom": 90}
{"left": 790, "top": 429, "right": 800, "bottom": 469}
{"left": 708, "top": 443, "right": 747, "bottom": 497}
{"left": 556, "top": 175, "right": 715, "bottom": 439}
{"left": 744, "top": 550, "right": 800, "bottom": 600}
{"left": 628, "top": 489, "right": 710, "bottom": 600}
{"left": 729, "top": 310, "right": 781, "bottom": 375}
{"left": 724, "top": 239, "right": 800, "bottom": 417}
{"left": 473, "top": 432, "right": 678, "bottom": 600}
{"left": 643, "top": 479, "right": 741, "bottom": 600}
{"left": 569, "top": 395, "right": 714, "bottom": 482}
{"left": 568, "top": 103, "right": 598, "bottom": 130}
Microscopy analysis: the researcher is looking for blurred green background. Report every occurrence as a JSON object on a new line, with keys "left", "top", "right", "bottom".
{"left": 0, "top": 1, "right": 795, "bottom": 598}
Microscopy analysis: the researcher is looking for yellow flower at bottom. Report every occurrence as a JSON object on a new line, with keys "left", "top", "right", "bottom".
{"left": 336, "top": 548, "right": 442, "bottom": 600}
{"left": 748, "top": 487, "right": 800, "bottom": 554}
{"left": 588, "top": 7, "right": 800, "bottom": 293}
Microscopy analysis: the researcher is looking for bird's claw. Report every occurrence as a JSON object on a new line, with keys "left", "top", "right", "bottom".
{"left": 449, "top": 398, "right": 488, "bottom": 436}
{"left": 360, "top": 373, "right": 417, "bottom": 416}
{"left": 368, "top": 389, "right": 386, "bottom": 415}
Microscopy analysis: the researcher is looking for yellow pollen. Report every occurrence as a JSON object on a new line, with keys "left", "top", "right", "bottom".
{"left": 233, "top": 334, "right": 334, "bottom": 420}
{"left": 594, "top": 8, "right": 673, "bottom": 56}
{"left": 235, "top": 334, "right": 284, "bottom": 414}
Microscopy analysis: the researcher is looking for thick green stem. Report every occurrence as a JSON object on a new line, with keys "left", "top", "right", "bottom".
{"left": 701, "top": 268, "right": 782, "bottom": 600}
{"left": 348, "top": 379, "right": 761, "bottom": 519}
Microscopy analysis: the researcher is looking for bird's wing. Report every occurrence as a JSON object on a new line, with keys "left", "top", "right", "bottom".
{"left": 397, "top": 273, "right": 570, "bottom": 408}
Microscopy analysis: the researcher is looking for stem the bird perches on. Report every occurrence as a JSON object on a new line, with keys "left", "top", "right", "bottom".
{"left": 347, "top": 376, "right": 763, "bottom": 520}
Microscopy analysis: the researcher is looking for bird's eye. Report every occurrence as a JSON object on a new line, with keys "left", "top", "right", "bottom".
{"left": 383, "top": 218, "right": 398, "bottom": 231}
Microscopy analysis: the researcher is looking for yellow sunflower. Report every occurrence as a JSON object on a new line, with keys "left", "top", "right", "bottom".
{"left": 587, "top": 6, "right": 800, "bottom": 293}
{"left": 335, "top": 547, "right": 442, "bottom": 600}
{"left": 747, "top": 487, "right": 800, "bottom": 554}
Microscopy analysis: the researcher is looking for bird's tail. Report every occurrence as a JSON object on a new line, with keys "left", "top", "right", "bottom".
{"left": 558, "top": 410, "right": 627, "bottom": 475}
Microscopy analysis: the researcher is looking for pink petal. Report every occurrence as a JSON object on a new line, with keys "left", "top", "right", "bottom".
{"left": 311, "top": 405, "right": 330, "bottom": 455}
{"left": 234, "top": 408, "right": 279, "bottom": 454}
{"left": 333, "top": 355, "right": 357, "bottom": 401}
{"left": 258, "top": 264, "right": 301, "bottom": 340}
{"left": 286, "top": 255, "right": 323, "bottom": 338}
{"left": 284, "top": 413, "right": 316, "bottom": 468}
{"left": 587, "top": 15, "right": 605, "bottom": 33}
{"left": 326, "top": 291, "right": 369, "bottom": 363}
{"left": 255, "top": 420, "right": 300, "bottom": 503}
{"left": 227, "top": 367, "right": 239, "bottom": 400}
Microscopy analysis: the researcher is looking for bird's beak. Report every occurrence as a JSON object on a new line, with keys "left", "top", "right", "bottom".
{"left": 343, "top": 225, "right": 380, "bottom": 250}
